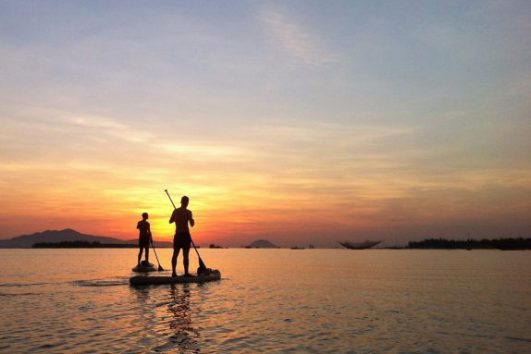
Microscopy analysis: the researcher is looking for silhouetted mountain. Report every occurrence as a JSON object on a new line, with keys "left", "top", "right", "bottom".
{"left": 246, "top": 239, "right": 279, "bottom": 248}
{"left": 0, "top": 228, "right": 125, "bottom": 248}
{"left": 0, "top": 228, "right": 171, "bottom": 248}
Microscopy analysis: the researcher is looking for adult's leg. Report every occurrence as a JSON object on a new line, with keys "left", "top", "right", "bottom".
{"left": 183, "top": 247, "right": 190, "bottom": 275}
{"left": 172, "top": 247, "right": 181, "bottom": 277}
{"left": 145, "top": 245, "right": 150, "bottom": 262}
{"left": 138, "top": 247, "right": 143, "bottom": 265}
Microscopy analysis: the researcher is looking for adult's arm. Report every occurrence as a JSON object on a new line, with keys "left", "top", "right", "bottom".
{"left": 169, "top": 210, "right": 175, "bottom": 224}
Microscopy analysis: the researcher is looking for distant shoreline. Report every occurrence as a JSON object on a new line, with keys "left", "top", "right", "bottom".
{"left": 32, "top": 241, "right": 138, "bottom": 248}
{"left": 0, "top": 245, "right": 525, "bottom": 251}
{"left": 407, "top": 238, "right": 531, "bottom": 250}
{"left": 0, "top": 234, "right": 529, "bottom": 250}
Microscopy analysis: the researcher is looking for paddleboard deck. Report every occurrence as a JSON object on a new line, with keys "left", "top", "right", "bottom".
{"left": 129, "top": 270, "right": 221, "bottom": 286}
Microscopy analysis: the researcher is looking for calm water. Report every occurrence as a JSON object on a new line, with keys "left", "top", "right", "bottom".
{"left": 0, "top": 249, "right": 530, "bottom": 353}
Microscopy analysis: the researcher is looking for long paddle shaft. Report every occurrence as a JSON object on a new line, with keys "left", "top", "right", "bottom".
{"left": 150, "top": 239, "right": 164, "bottom": 271}
{"left": 164, "top": 189, "right": 207, "bottom": 270}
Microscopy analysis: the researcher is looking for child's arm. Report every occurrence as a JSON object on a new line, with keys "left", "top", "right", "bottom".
{"left": 189, "top": 211, "right": 195, "bottom": 227}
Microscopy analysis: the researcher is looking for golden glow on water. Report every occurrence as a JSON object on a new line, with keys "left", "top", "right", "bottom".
{"left": 1, "top": 249, "right": 530, "bottom": 353}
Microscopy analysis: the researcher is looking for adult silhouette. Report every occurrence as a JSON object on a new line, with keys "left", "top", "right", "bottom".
{"left": 169, "top": 196, "right": 195, "bottom": 277}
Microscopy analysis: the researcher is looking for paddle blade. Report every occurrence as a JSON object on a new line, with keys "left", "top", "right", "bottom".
{"left": 197, "top": 257, "right": 209, "bottom": 275}
{"left": 198, "top": 257, "right": 207, "bottom": 270}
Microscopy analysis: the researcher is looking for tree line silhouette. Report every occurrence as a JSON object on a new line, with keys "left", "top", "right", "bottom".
{"left": 408, "top": 238, "right": 531, "bottom": 250}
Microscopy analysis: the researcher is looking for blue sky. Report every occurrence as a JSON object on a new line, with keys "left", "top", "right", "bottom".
{"left": 1, "top": 1, "right": 530, "bottom": 245}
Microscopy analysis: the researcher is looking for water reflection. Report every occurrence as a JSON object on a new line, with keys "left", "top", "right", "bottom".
{"left": 132, "top": 287, "right": 151, "bottom": 325}
{"left": 131, "top": 284, "right": 201, "bottom": 352}
{"left": 166, "top": 284, "right": 199, "bottom": 353}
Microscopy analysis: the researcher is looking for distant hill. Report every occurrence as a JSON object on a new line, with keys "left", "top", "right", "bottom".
{"left": 0, "top": 228, "right": 173, "bottom": 248}
{"left": 0, "top": 228, "right": 123, "bottom": 248}
{"left": 246, "top": 239, "right": 279, "bottom": 248}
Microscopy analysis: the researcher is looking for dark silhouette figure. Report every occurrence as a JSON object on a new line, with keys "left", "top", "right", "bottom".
{"left": 170, "top": 196, "right": 195, "bottom": 277}
{"left": 137, "top": 212, "right": 152, "bottom": 265}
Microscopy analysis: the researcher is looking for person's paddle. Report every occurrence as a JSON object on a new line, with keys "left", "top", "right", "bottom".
{"left": 164, "top": 189, "right": 208, "bottom": 274}
{"left": 150, "top": 238, "right": 164, "bottom": 271}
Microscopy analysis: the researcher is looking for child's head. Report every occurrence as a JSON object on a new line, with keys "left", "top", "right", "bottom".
{"left": 142, "top": 212, "right": 149, "bottom": 220}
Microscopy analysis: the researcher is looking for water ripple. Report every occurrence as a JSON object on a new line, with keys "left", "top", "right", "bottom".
{"left": 1, "top": 249, "right": 530, "bottom": 353}
{"left": 72, "top": 278, "right": 129, "bottom": 287}
{"left": 0, "top": 292, "right": 41, "bottom": 296}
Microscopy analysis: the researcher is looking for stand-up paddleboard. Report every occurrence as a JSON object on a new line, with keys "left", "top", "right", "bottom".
{"left": 132, "top": 261, "right": 157, "bottom": 273}
{"left": 129, "top": 270, "right": 221, "bottom": 286}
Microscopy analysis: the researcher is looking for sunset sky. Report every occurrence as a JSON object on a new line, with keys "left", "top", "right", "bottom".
{"left": 1, "top": 1, "right": 530, "bottom": 246}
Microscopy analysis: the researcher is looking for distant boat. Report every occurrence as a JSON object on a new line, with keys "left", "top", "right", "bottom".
{"left": 290, "top": 246, "right": 304, "bottom": 250}
{"left": 338, "top": 240, "right": 382, "bottom": 249}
